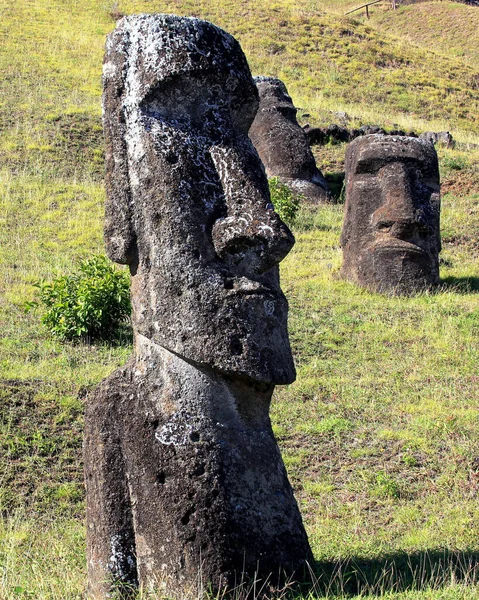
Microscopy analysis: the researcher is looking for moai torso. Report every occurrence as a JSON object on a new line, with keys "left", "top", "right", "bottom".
{"left": 85, "top": 15, "right": 312, "bottom": 599}
{"left": 340, "top": 135, "right": 441, "bottom": 295}
{"left": 249, "top": 76, "right": 331, "bottom": 202}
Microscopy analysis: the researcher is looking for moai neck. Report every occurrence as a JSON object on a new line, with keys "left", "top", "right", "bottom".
{"left": 134, "top": 333, "right": 275, "bottom": 436}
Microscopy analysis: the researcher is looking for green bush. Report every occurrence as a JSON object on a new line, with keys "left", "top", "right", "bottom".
{"left": 442, "top": 155, "right": 468, "bottom": 171}
{"left": 30, "top": 255, "right": 131, "bottom": 342}
{"left": 268, "top": 177, "right": 302, "bottom": 228}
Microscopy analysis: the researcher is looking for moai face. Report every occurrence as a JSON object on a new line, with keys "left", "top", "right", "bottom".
{"left": 103, "top": 15, "right": 295, "bottom": 383}
{"left": 249, "top": 76, "right": 330, "bottom": 201}
{"left": 340, "top": 135, "right": 441, "bottom": 294}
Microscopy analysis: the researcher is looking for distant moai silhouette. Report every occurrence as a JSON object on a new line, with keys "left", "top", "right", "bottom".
{"left": 340, "top": 135, "right": 441, "bottom": 295}
{"left": 84, "top": 14, "right": 312, "bottom": 599}
{"left": 249, "top": 76, "right": 331, "bottom": 202}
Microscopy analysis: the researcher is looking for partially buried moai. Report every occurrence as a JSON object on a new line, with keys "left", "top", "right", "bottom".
{"left": 84, "top": 14, "right": 312, "bottom": 599}
{"left": 340, "top": 135, "right": 441, "bottom": 295}
{"left": 249, "top": 76, "right": 331, "bottom": 202}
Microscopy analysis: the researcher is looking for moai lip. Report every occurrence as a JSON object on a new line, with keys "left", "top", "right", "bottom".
{"left": 85, "top": 14, "right": 312, "bottom": 599}
{"left": 249, "top": 76, "right": 331, "bottom": 203}
{"left": 340, "top": 134, "right": 441, "bottom": 295}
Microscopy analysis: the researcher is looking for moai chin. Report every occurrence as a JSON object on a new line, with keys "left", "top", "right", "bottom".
{"left": 84, "top": 14, "right": 312, "bottom": 598}
{"left": 340, "top": 134, "right": 441, "bottom": 295}
{"left": 249, "top": 76, "right": 331, "bottom": 203}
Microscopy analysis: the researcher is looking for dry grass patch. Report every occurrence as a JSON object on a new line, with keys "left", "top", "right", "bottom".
{"left": 372, "top": 2, "right": 479, "bottom": 68}
{"left": 1, "top": 1, "right": 479, "bottom": 598}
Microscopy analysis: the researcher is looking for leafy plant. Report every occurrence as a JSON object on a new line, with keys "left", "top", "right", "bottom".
{"left": 29, "top": 255, "right": 131, "bottom": 342}
{"left": 268, "top": 177, "right": 302, "bottom": 228}
{"left": 373, "top": 472, "right": 401, "bottom": 499}
{"left": 443, "top": 154, "right": 469, "bottom": 171}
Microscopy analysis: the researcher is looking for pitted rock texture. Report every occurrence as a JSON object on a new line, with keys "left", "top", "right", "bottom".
{"left": 249, "top": 76, "right": 331, "bottom": 203}
{"left": 103, "top": 15, "right": 295, "bottom": 385}
{"left": 303, "top": 123, "right": 455, "bottom": 148}
{"left": 340, "top": 135, "right": 441, "bottom": 295}
{"left": 304, "top": 124, "right": 419, "bottom": 146}
{"left": 86, "top": 340, "right": 312, "bottom": 598}
{"left": 419, "top": 131, "right": 455, "bottom": 149}
{"left": 85, "top": 14, "right": 312, "bottom": 598}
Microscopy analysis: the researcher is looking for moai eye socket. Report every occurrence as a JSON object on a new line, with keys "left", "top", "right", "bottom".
{"left": 139, "top": 73, "right": 256, "bottom": 140}
{"left": 375, "top": 220, "right": 393, "bottom": 232}
{"left": 140, "top": 74, "right": 215, "bottom": 129}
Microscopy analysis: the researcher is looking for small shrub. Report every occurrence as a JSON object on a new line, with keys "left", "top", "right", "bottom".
{"left": 268, "top": 177, "right": 302, "bottom": 228}
{"left": 373, "top": 472, "right": 401, "bottom": 499}
{"left": 442, "top": 155, "right": 468, "bottom": 171}
{"left": 29, "top": 255, "right": 131, "bottom": 342}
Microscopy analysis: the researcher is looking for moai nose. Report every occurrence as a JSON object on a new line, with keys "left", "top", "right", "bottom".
{"left": 372, "top": 162, "right": 418, "bottom": 237}
{"left": 210, "top": 143, "right": 294, "bottom": 274}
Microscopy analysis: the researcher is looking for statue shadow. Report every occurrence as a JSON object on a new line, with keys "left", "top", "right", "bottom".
{"left": 90, "top": 322, "right": 133, "bottom": 347}
{"left": 110, "top": 550, "right": 479, "bottom": 599}
{"left": 298, "top": 550, "right": 479, "bottom": 597}
{"left": 324, "top": 171, "right": 345, "bottom": 203}
{"left": 440, "top": 276, "right": 479, "bottom": 294}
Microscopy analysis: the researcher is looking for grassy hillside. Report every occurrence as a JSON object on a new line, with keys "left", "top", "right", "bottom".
{"left": 372, "top": 2, "right": 479, "bottom": 67}
{"left": 1, "top": 0, "right": 479, "bottom": 598}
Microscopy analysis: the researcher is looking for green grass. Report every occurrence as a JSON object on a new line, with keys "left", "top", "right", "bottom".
{"left": 1, "top": 0, "right": 479, "bottom": 597}
{"left": 372, "top": 3, "right": 479, "bottom": 68}
{"left": 274, "top": 193, "right": 479, "bottom": 564}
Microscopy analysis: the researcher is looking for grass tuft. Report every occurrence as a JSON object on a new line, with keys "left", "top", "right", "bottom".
{"left": 1, "top": 0, "right": 479, "bottom": 598}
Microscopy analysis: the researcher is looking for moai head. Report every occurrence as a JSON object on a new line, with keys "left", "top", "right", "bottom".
{"left": 340, "top": 135, "right": 441, "bottom": 295}
{"left": 102, "top": 15, "right": 296, "bottom": 384}
{"left": 249, "top": 76, "right": 331, "bottom": 202}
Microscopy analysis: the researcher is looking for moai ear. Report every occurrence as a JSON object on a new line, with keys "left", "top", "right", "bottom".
{"left": 340, "top": 200, "right": 352, "bottom": 248}
{"left": 102, "top": 26, "right": 137, "bottom": 265}
{"left": 340, "top": 147, "right": 355, "bottom": 249}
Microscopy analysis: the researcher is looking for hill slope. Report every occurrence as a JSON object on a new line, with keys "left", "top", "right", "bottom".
{"left": 1, "top": 0, "right": 479, "bottom": 185}
{"left": 1, "top": 1, "right": 479, "bottom": 598}
{"left": 372, "top": 2, "right": 479, "bottom": 68}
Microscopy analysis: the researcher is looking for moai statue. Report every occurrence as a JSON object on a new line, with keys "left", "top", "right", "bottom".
{"left": 249, "top": 76, "right": 331, "bottom": 203}
{"left": 340, "top": 135, "right": 441, "bottom": 295}
{"left": 84, "top": 14, "right": 312, "bottom": 599}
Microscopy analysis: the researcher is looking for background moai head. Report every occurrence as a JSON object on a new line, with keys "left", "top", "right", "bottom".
{"left": 249, "top": 76, "right": 331, "bottom": 202}
{"left": 103, "top": 15, "right": 296, "bottom": 384}
{"left": 340, "top": 135, "right": 441, "bottom": 295}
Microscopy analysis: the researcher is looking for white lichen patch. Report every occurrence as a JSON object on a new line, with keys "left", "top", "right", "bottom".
{"left": 108, "top": 534, "right": 135, "bottom": 578}
{"left": 102, "top": 61, "right": 117, "bottom": 79}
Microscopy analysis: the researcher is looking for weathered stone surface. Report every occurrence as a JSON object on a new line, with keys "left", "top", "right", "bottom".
{"left": 340, "top": 135, "right": 441, "bottom": 295}
{"left": 302, "top": 124, "right": 327, "bottom": 146}
{"left": 304, "top": 124, "right": 412, "bottom": 146}
{"left": 419, "top": 131, "right": 455, "bottom": 148}
{"left": 322, "top": 123, "right": 351, "bottom": 143}
{"left": 358, "top": 124, "right": 386, "bottom": 137}
{"left": 85, "top": 14, "right": 312, "bottom": 598}
{"left": 389, "top": 129, "right": 407, "bottom": 137}
{"left": 249, "top": 76, "right": 331, "bottom": 202}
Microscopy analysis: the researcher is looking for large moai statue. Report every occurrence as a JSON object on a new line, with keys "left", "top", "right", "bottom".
{"left": 84, "top": 14, "right": 312, "bottom": 599}
{"left": 340, "top": 135, "right": 441, "bottom": 295}
{"left": 249, "top": 76, "right": 331, "bottom": 203}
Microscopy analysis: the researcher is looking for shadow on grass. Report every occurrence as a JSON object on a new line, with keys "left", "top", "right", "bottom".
{"left": 105, "top": 322, "right": 133, "bottom": 347}
{"left": 77, "top": 322, "right": 133, "bottom": 347}
{"left": 82, "top": 551, "right": 479, "bottom": 599}
{"left": 440, "top": 276, "right": 479, "bottom": 293}
{"left": 324, "top": 171, "right": 345, "bottom": 203}
{"left": 302, "top": 550, "right": 479, "bottom": 597}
